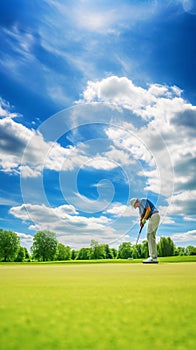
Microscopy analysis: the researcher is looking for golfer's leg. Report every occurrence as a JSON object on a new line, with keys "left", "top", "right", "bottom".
{"left": 147, "top": 230, "right": 157, "bottom": 259}
{"left": 147, "top": 214, "right": 160, "bottom": 259}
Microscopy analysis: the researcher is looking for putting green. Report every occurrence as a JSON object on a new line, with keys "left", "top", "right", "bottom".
{"left": 0, "top": 263, "right": 195, "bottom": 350}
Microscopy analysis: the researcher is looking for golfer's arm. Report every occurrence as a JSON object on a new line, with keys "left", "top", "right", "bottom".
{"left": 143, "top": 206, "right": 151, "bottom": 220}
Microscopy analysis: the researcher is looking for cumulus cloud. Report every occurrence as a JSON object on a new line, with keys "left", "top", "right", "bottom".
{"left": 0, "top": 111, "right": 117, "bottom": 176}
{"left": 165, "top": 190, "right": 196, "bottom": 216}
{"left": 1, "top": 75, "right": 196, "bottom": 234}
{"left": 81, "top": 76, "right": 196, "bottom": 214}
{"left": 170, "top": 229, "right": 196, "bottom": 244}
{"left": 16, "top": 232, "right": 34, "bottom": 251}
{"left": 2, "top": 75, "right": 195, "bottom": 205}
{"left": 104, "top": 202, "right": 134, "bottom": 217}
{"left": 82, "top": 76, "right": 196, "bottom": 124}
{"left": 82, "top": 76, "right": 155, "bottom": 117}
{"left": 105, "top": 126, "right": 156, "bottom": 167}
{"left": 9, "top": 203, "right": 118, "bottom": 248}
{"left": 0, "top": 117, "right": 34, "bottom": 173}
{"left": 0, "top": 97, "right": 20, "bottom": 119}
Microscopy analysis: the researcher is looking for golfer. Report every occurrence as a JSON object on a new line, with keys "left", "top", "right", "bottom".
{"left": 130, "top": 198, "right": 160, "bottom": 263}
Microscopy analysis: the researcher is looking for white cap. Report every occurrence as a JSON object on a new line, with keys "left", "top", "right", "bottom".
{"left": 130, "top": 198, "right": 138, "bottom": 207}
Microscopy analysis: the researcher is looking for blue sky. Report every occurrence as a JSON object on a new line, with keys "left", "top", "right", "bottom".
{"left": 0, "top": 0, "right": 196, "bottom": 250}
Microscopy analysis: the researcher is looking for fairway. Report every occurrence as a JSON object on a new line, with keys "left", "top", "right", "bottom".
{"left": 0, "top": 263, "right": 195, "bottom": 350}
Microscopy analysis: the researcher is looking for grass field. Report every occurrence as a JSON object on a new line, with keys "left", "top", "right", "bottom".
{"left": 0, "top": 262, "right": 196, "bottom": 350}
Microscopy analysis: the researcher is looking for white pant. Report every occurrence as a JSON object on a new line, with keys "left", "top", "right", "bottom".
{"left": 147, "top": 213, "right": 160, "bottom": 259}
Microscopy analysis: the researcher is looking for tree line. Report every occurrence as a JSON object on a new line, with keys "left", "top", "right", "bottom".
{"left": 0, "top": 228, "right": 196, "bottom": 262}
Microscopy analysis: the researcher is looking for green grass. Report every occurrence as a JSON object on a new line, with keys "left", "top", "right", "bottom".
{"left": 0, "top": 262, "right": 195, "bottom": 350}
{"left": 1, "top": 255, "right": 196, "bottom": 265}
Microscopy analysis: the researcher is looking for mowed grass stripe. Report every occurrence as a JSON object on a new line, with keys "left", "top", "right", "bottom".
{"left": 1, "top": 255, "right": 196, "bottom": 265}
{"left": 0, "top": 263, "right": 195, "bottom": 350}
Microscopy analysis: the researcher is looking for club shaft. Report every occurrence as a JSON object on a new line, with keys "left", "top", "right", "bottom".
{"left": 136, "top": 226, "right": 143, "bottom": 245}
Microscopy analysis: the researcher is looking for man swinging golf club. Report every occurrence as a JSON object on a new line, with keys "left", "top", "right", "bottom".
{"left": 130, "top": 198, "right": 160, "bottom": 263}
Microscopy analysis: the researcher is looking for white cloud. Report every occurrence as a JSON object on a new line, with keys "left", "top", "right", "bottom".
{"left": 158, "top": 206, "right": 176, "bottom": 224}
{"left": 104, "top": 124, "right": 173, "bottom": 199}
{"left": 2, "top": 25, "right": 35, "bottom": 61}
{"left": 17, "top": 232, "right": 34, "bottom": 243}
{"left": 20, "top": 165, "right": 42, "bottom": 178}
{"left": 170, "top": 230, "right": 196, "bottom": 244}
{"left": 9, "top": 203, "right": 119, "bottom": 248}
{"left": 1, "top": 75, "right": 196, "bottom": 232}
{"left": 104, "top": 202, "right": 133, "bottom": 217}
{"left": 0, "top": 25, "right": 38, "bottom": 89}
{"left": 0, "top": 98, "right": 20, "bottom": 119}
{"left": 0, "top": 117, "right": 35, "bottom": 173}
{"left": 82, "top": 76, "right": 196, "bottom": 125}
{"left": 0, "top": 197, "right": 18, "bottom": 206}
{"left": 45, "top": 0, "right": 159, "bottom": 35}
{"left": 16, "top": 232, "right": 34, "bottom": 252}
{"left": 140, "top": 169, "right": 161, "bottom": 195}
{"left": 85, "top": 155, "right": 119, "bottom": 170}
{"left": 81, "top": 76, "right": 196, "bottom": 211}
{"left": 82, "top": 76, "right": 155, "bottom": 118}
{"left": 0, "top": 113, "right": 118, "bottom": 176}
{"left": 1, "top": 76, "right": 194, "bottom": 206}
{"left": 105, "top": 126, "right": 156, "bottom": 167}
{"left": 184, "top": 216, "right": 196, "bottom": 222}
{"left": 164, "top": 190, "right": 196, "bottom": 216}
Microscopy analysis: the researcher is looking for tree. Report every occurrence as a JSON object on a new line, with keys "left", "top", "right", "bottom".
{"left": 132, "top": 246, "right": 139, "bottom": 259}
{"left": 157, "top": 237, "right": 175, "bottom": 257}
{"left": 56, "top": 243, "right": 71, "bottom": 260}
{"left": 136, "top": 244, "right": 143, "bottom": 258}
{"left": 186, "top": 245, "right": 196, "bottom": 255}
{"left": 23, "top": 247, "right": 31, "bottom": 261}
{"left": 0, "top": 229, "right": 20, "bottom": 262}
{"left": 117, "top": 242, "right": 132, "bottom": 259}
{"left": 174, "top": 246, "right": 186, "bottom": 256}
{"left": 104, "top": 244, "right": 113, "bottom": 259}
{"left": 71, "top": 249, "right": 78, "bottom": 260}
{"left": 15, "top": 246, "right": 25, "bottom": 262}
{"left": 141, "top": 240, "right": 149, "bottom": 258}
{"left": 31, "top": 230, "right": 58, "bottom": 261}
{"left": 98, "top": 244, "right": 107, "bottom": 259}
{"left": 111, "top": 248, "right": 118, "bottom": 258}
{"left": 90, "top": 240, "right": 106, "bottom": 259}
{"left": 77, "top": 247, "right": 92, "bottom": 260}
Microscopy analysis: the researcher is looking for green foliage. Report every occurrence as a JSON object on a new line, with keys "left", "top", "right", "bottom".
{"left": 56, "top": 243, "right": 71, "bottom": 260}
{"left": 157, "top": 237, "right": 175, "bottom": 257}
{"left": 90, "top": 240, "right": 106, "bottom": 259}
{"left": 0, "top": 227, "right": 195, "bottom": 262}
{"left": 15, "top": 246, "right": 25, "bottom": 262}
{"left": 71, "top": 249, "right": 78, "bottom": 260}
{"left": 174, "top": 246, "right": 187, "bottom": 256}
{"left": 111, "top": 248, "right": 118, "bottom": 258}
{"left": 118, "top": 242, "right": 132, "bottom": 259}
{"left": 186, "top": 245, "right": 196, "bottom": 255}
{"left": 0, "top": 229, "right": 20, "bottom": 262}
{"left": 77, "top": 247, "right": 92, "bottom": 260}
{"left": 23, "top": 247, "right": 31, "bottom": 261}
{"left": 31, "top": 230, "right": 58, "bottom": 261}
{"left": 132, "top": 245, "right": 140, "bottom": 259}
{"left": 104, "top": 244, "right": 114, "bottom": 259}
{"left": 141, "top": 240, "right": 149, "bottom": 258}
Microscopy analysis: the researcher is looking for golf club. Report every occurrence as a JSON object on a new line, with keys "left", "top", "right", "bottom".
{"left": 135, "top": 225, "right": 144, "bottom": 245}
